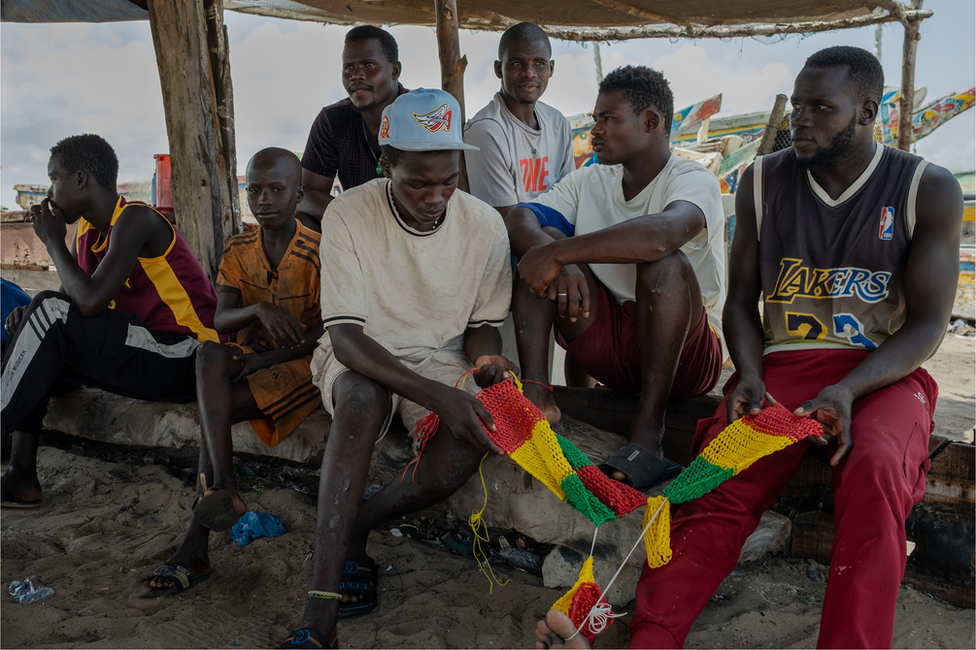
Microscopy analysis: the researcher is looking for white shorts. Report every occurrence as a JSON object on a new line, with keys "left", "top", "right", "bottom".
{"left": 311, "top": 344, "right": 479, "bottom": 442}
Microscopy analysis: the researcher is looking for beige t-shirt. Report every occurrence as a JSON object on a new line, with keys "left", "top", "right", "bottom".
{"left": 314, "top": 179, "right": 512, "bottom": 364}
{"left": 533, "top": 155, "right": 727, "bottom": 347}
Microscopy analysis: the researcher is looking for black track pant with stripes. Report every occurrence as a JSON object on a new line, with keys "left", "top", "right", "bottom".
{"left": 1, "top": 291, "right": 200, "bottom": 433}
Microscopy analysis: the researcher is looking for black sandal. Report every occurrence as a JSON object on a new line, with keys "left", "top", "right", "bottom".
{"left": 279, "top": 628, "right": 337, "bottom": 649}
{"left": 338, "top": 556, "right": 379, "bottom": 618}
{"left": 599, "top": 442, "right": 682, "bottom": 491}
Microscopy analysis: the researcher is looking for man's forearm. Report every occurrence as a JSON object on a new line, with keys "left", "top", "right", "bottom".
{"left": 296, "top": 190, "right": 333, "bottom": 226}
{"left": 546, "top": 212, "right": 699, "bottom": 267}
{"left": 463, "top": 325, "right": 503, "bottom": 364}
{"left": 505, "top": 207, "right": 557, "bottom": 257}
{"left": 46, "top": 239, "right": 95, "bottom": 308}
{"left": 832, "top": 319, "right": 946, "bottom": 402}
{"left": 724, "top": 298, "right": 765, "bottom": 382}
{"left": 213, "top": 302, "right": 263, "bottom": 335}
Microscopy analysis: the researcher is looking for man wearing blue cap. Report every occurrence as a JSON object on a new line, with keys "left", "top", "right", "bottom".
{"left": 280, "top": 88, "right": 517, "bottom": 649}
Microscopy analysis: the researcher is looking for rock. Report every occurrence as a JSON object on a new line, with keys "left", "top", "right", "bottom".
{"left": 542, "top": 545, "right": 641, "bottom": 608}
{"left": 738, "top": 510, "right": 792, "bottom": 564}
{"left": 497, "top": 548, "right": 543, "bottom": 575}
{"left": 44, "top": 388, "right": 790, "bottom": 578}
{"left": 44, "top": 388, "right": 331, "bottom": 464}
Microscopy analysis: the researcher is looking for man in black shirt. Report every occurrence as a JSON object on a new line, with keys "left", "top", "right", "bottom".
{"left": 297, "top": 25, "right": 408, "bottom": 231}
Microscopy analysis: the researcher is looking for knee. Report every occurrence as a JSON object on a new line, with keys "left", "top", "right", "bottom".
{"left": 636, "top": 251, "right": 693, "bottom": 298}
{"left": 836, "top": 450, "right": 915, "bottom": 516}
{"left": 26, "top": 291, "right": 72, "bottom": 318}
{"left": 333, "top": 375, "right": 389, "bottom": 423}
{"left": 195, "top": 341, "right": 231, "bottom": 373}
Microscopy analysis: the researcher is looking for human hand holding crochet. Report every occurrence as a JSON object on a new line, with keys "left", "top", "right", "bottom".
{"left": 471, "top": 354, "right": 519, "bottom": 389}
{"left": 429, "top": 384, "right": 504, "bottom": 454}
{"left": 725, "top": 375, "right": 765, "bottom": 422}
{"left": 794, "top": 382, "right": 855, "bottom": 466}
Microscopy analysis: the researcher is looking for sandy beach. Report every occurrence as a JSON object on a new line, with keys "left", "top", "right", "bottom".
{"left": 1, "top": 333, "right": 973, "bottom": 649}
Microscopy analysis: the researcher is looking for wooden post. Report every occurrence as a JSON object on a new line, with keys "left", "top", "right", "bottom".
{"left": 434, "top": 0, "right": 469, "bottom": 189}
{"left": 897, "top": 0, "right": 924, "bottom": 152}
{"left": 434, "top": 0, "right": 466, "bottom": 120}
{"left": 147, "top": 0, "right": 240, "bottom": 282}
{"left": 756, "top": 94, "right": 788, "bottom": 156}
{"left": 204, "top": 0, "right": 241, "bottom": 242}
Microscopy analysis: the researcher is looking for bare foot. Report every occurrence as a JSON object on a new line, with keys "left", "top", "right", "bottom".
{"left": 192, "top": 484, "right": 247, "bottom": 531}
{"left": 1, "top": 467, "right": 42, "bottom": 506}
{"left": 535, "top": 610, "right": 592, "bottom": 649}
{"left": 524, "top": 381, "right": 562, "bottom": 425}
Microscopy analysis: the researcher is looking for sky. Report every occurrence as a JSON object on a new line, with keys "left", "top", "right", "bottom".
{"left": 1, "top": 1, "right": 974, "bottom": 211}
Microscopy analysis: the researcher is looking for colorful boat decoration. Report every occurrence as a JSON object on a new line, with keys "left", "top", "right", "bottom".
{"left": 672, "top": 109, "right": 779, "bottom": 146}
{"left": 671, "top": 93, "right": 723, "bottom": 138}
{"left": 880, "top": 87, "right": 975, "bottom": 146}
{"left": 569, "top": 94, "right": 723, "bottom": 169}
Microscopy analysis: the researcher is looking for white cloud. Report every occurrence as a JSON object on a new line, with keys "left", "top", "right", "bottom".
{"left": 2, "top": 7, "right": 973, "bottom": 211}
{"left": 1, "top": 23, "right": 166, "bottom": 209}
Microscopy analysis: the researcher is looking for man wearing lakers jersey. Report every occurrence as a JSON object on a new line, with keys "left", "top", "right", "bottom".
{"left": 619, "top": 47, "right": 964, "bottom": 649}
{"left": 0, "top": 134, "right": 219, "bottom": 509}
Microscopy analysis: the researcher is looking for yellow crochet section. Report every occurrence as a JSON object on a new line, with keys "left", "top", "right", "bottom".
{"left": 699, "top": 417, "right": 795, "bottom": 474}
{"left": 509, "top": 418, "right": 574, "bottom": 501}
{"left": 552, "top": 556, "right": 596, "bottom": 615}
{"left": 642, "top": 496, "right": 672, "bottom": 569}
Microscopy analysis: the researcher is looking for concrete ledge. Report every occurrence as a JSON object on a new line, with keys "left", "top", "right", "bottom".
{"left": 44, "top": 389, "right": 331, "bottom": 464}
{"left": 44, "top": 387, "right": 791, "bottom": 588}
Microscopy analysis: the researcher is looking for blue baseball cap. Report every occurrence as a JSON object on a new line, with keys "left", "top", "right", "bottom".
{"left": 378, "top": 88, "right": 479, "bottom": 152}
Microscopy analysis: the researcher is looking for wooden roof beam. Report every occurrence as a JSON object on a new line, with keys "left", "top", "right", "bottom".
{"left": 540, "top": 8, "right": 932, "bottom": 42}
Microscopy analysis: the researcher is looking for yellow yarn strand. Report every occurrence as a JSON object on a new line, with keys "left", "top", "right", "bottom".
{"left": 642, "top": 496, "right": 672, "bottom": 568}
{"left": 468, "top": 452, "right": 510, "bottom": 594}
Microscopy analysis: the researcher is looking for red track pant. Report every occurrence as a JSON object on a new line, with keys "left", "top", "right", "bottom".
{"left": 630, "top": 349, "right": 937, "bottom": 649}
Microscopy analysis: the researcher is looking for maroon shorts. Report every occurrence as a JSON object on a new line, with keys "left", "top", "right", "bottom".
{"left": 554, "top": 280, "right": 722, "bottom": 396}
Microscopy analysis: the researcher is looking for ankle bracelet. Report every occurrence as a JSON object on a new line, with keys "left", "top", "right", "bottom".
{"left": 308, "top": 591, "right": 342, "bottom": 600}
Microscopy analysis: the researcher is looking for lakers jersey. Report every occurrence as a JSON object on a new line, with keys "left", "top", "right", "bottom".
{"left": 75, "top": 197, "right": 220, "bottom": 342}
{"left": 755, "top": 144, "right": 927, "bottom": 353}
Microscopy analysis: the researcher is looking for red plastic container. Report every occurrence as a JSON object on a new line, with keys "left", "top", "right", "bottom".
{"left": 153, "top": 154, "right": 174, "bottom": 217}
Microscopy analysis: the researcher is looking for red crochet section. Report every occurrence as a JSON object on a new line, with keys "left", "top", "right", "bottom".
{"left": 742, "top": 402, "right": 824, "bottom": 441}
{"left": 576, "top": 465, "right": 646, "bottom": 517}
{"left": 568, "top": 582, "right": 608, "bottom": 644}
{"left": 475, "top": 379, "right": 548, "bottom": 454}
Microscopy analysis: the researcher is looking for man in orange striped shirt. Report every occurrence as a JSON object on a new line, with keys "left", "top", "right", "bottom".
{"left": 1, "top": 134, "right": 219, "bottom": 509}
{"left": 140, "top": 148, "right": 323, "bottom": 598}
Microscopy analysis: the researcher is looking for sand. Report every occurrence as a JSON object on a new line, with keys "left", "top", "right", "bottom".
{"left": 1, "top": 334, "right": 973, "bottom": 649}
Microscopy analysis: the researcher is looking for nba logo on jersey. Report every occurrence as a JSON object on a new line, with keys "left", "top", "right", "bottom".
{"left": 878, "top": 206, "right": 895, "bottom": 241}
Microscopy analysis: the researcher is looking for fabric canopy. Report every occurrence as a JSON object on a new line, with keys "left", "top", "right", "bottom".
{"left": 224, "top": 0, "right": 896, "bottom": 31}
{"left": 5, "top": 0, "right": 903, "bottom": 40}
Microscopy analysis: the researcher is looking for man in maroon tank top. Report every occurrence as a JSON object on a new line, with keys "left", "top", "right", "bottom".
{"left": 535, "top": 47, "right": 963, "bottom": 650}
{"left": 1, "top": 135, "right": 218, "bottom": 510}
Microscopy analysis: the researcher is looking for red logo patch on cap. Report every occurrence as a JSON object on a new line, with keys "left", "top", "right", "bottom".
{"left": 379, "top": 115, "right": 391, "bottom": 140}
{"left": 413, "top": 103, "right": 452, "bottom": 133}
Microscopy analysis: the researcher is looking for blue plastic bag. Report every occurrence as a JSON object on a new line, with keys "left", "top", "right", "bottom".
{"left": 9, "top": 576, "right": 54, "bottom": 604}
{"left": 230, "top": 511, "right": 286, "bottom": 547}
